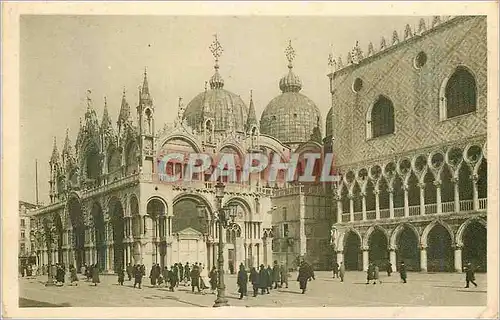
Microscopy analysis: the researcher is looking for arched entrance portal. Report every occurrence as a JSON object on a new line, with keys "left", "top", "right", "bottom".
{"left": 368, "top": 229, "right": 388, "bottom": 267}
{"left": 147, "top": 198, "right": 167, "bottom": 268}
{"left": 172, "top": 197, "right": 209, "bottom": 266}
{"left": 396, "top": 227, "right": 420, "bottom": 271}
{"left": 68, "top": 197, "right": 85, "bottom": 271}
{"left": 91, "top": 203, "right": 106, "bottom": 271}
{"left": 462, "top": 221, "right": 487, "bottom": 272}
{"left": 344, "top": 231, "right": 361, "bottom": 271}
{"left": 109, "top": 198, "right": 125, "bottom": 272}
{"left": 54, "top": 214, "right": 64, "bottom": 264}
{"left": 427, "top": 224, "right": 453, "bottom": 272}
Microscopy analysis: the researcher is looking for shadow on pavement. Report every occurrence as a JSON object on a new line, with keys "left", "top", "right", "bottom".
{"left": 19, "top": 298, "right": 70, "bottom": 308}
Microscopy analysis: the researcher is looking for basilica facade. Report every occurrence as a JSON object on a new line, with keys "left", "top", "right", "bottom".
{"left": 31, "top": 15, "right": 488, "bottom": 275}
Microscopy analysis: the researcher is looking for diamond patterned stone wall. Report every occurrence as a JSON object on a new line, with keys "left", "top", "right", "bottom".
{"left": 329, "top": 16, "right": 487, "bottom": 167}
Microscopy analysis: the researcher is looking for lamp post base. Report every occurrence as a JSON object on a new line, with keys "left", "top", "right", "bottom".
{"left": 213, "top": 297, "right": 229, "bottom": 307}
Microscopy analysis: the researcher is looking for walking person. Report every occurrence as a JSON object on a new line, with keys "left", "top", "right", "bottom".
{"left": 373, "top": 264, "right": 381, "bottom": 284}
{"left": 258, "top": 264, "right": 270, "bottom": 294}
{"left": 237, "top": 263, "right": 248, "bottom": 299}
{"left": 332, "top": 261, "right": 339, "bottom": 278}
{"left": 280, "top": 263, "right": 288, "bottom": 289}
{"left": 249, "top": 267, "right": 259, "bottom": 297}
{"left": 92, "top": 263, "right": 100, "bottom": 286}
{"left": 366, "top": 262, "right": 374, "bottom": 284}
{"left": 464, "top": 262, "right": 478, "bottom": 288}
{"left": 169, "top": 265, "right": 179, "bottom": 291}
{"left": 209, "top": 266, "right": 218, "bottom": 294}
{"left": 190, "top": 264, "right": 201, "bottom": 293}
{"left": 184, "top": 262, "right": 191, "bottom": 286}
{"left": 69, "top": 264, "right": 79, "bottom": 286}
{"left": 266, "top": 265, "right": 273, "bottom": 291}
{"left": 272, "top": 261, "right": 280, "bottom": 289}
{"left": 133, "top": 265, "right": 143, "bottom": 289}
{"left": 126, "top": 263, "right": 133, "bottom": 281}
{"left": 117, "top": 267, "right": 125, "bottom": 285}
{"left": 399, "top": 261, "right": 407, "bottom": 283}
{"left": 297, "top": 260, "right": 314, "bottom": 294}
{"left": 339, "top": 262, "right": 345, "bottom": 282}
{"left": 386, "top": 261, "right": 393, "bottom": 276}
{"left": 178, "top": 263, "right": 184, "bottom": 285}
{"left": 199, "top": 264, "right": 210, "bottom": 293}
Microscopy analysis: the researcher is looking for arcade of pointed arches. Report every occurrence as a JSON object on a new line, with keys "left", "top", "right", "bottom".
{"left": 335, "top": 217, "right": 487, "bottom": 273}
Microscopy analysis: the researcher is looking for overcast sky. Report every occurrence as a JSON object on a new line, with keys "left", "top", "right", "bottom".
{"left": 20, "top": 15, "right": 429, "bottom": 204}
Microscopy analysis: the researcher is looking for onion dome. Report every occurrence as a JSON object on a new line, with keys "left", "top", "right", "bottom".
{"left": 260, "top": 40, "right": 322, "bottom": 145}
{"left": 183, "top": 35, "right": 248, "bottom": 132}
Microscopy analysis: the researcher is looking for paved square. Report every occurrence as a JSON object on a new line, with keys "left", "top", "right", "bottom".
{"left": 19, "top": 271, "right": 486, "bottom": 307}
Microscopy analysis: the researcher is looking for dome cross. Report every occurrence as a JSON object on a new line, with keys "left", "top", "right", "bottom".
{"left": 209, "top": 34, "right": 224, "bottom": 69}
{"left": 285, "top": 39, "right": 296, "bottom": 68}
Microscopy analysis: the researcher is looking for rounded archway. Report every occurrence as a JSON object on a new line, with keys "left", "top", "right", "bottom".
{"left": 427, "top": 224, "right": 453, "bottom": 272}
{"left": 147, "top": 198, "right": 167, "bottom": 267}
{"left": 368, "top": 228, "right": 388, "bottom": 267}
{"left": 462, "top": 221, "right": 487, "bottom": 272}
{"left": 109, "top": 197, "right": 125, "bottom": 272}
{"left": 68, "top": 197, "right": 85, "bottom": 270}
{"left": 344, "top": 230, "right": 361, "bottom": 271}
{"left": 396, "top": 226, "right": 420, "bottom": 271}
{"left": 91, "top": 203, "right": 106, "bottom": 271}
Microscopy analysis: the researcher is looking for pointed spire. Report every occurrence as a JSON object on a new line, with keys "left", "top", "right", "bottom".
{"left": 50, "top": 137, "right": 60, "bottom": 164}
{"left": 100, "top": 96, "right": 112, "bottom": 132}
{"left": 432, "top": 16, "right": 441, "bottom": 28}
{"left": 337, "top": 56, "right": 344, "bottom": 69}
{"left": 141, "top": 67, "right": 150, "bottom": 100}
{"left": 118, "top": 88, "right": 131, "bottom": 125}
{"left": 328, "top": 45, "right": 337, "bottom": 72}
{"left": 346, "top": 51, "right": 353, "bottom": 65}
{"left": 404, "top": 24, "right": 413, "bottom": 40}
{"left": 417, "top": 18, "right": 427, "bottom": 35}
{"left": 351, "top": 41, "right": 364, "bottom": 64}
{"left": 209, "top": 34, "right": 224, "bottom": 90}
{"left": 392, "top": 30, "right": 400, "bottom": 45}
{"left": 62, "top": 128, "right": 72, "bottom": 156}
{"left": 380, "top": 36, "right": 387, "bottom": 50}
{"left": 367, "top": 42, "right": 375, "bottom": 57}
{"left": 246, "top": 90, "right": 258, "bottom": 132}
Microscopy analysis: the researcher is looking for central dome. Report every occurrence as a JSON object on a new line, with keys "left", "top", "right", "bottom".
{"left": 260, "top": 41, "right": 322, "bottom": 145}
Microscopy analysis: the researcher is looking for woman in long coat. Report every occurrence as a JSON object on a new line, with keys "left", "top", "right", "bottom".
{"left": 69, "top": 264, "right": 79, "bottom": 285}
{"left": 134, "top": 265, "right": 143, "bottom": 289}
{"left": 297, "top": 261, "right": 314, "bottom": 294}
{"left": 258, "top": 264, "right": 270, "bottom": 294}
{"left": 92, "top": 264, "right": 100, "bottom": 286}
{"left": 249, "top": 267, "right": 259, "bottom": 297}
{"left": 209, "top": 266, "right": 218, "bottom": 294}
{"left": 237, "top": 264, "right": 248, "bottom": 299}
{"left": 399, "top": 261, "right": 407, "bottom": 283}
{"left": 266, "top": 265, "right": 273, "bottom": 290}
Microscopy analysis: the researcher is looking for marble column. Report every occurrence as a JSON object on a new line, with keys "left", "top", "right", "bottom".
{"left": 435, "top": 181, "right": 442, "bottom": 214}
{"left": 389, "top": 247, "right": 397, "bottom": 269}
{"left": 375, "top": 190, "right": 380, "bottom": 220}
{"left": 336, "top": 251, "right": 344, "bottom": 264}
{"left": 419, "top": 183, "right": 426, "bottom": 215}
{"left": 361, "top": 193, "right": 367, "bottom": 220}
{"left": 336, "top": 199, "right": 342, "bottom": 223}
{"left": 403, "top": 185, "right": 409, "bottom": 217}
{"left": 454, "top": 245, "right": 463, "bottom": 272}
{"left": 420, "top": 245, "right": 428, "bottom": 272}
{"left": 389, "top": 190, "right": 395, "bottom": 218}
{"left": 349, "top": 195, "right": 354, "bottom": 222}
{"left": 472, "top": 175, "right": 479, "bottom": 211}
{"left": 453, "top": 177, "right": 460, "bottom": 213}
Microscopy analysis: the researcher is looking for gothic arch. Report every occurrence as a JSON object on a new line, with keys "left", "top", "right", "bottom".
{"left": 172, "top": 193, "right": 214, "bottom": 217}
{"left": 337, "top": 227, "right": 363, "bottom": 250}
{"left": 455, "top": 217, "right": 487, "bottom": 247}
{"left": 366, "top": 94, "right": 395, "bottom": 139}
{"left": 146, "top": 196, "right": 168, "bottom": 216}
{"left": 363, "top": 225, "right": 390, "bottom": 248}
{"left": 421, "top": 220, "right": 456, "bottom": 247}
{"left": 390, "top": 223, "right": 421, "bottom": 249}
{"left": 439, "top": 65, "right": 478, "bottom": 121}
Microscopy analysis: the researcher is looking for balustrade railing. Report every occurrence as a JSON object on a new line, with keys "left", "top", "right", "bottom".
{"left": 479, "top": 198, "right": 487, "bottom": 210}
{"left": 408, "top": 205, "right": 420, "bottom": 216}
{"left": 354, "top": 213, "right": 363, "bottom": 221}
{"left": 379, "top": 209, "right": 390, "bottom": 219}
{"left": 342, "top": 213, "right": 350, "bottom": 223}
{"left": 459, "top": 199, "right": 473, "bottom": 211}
{"left": 441, "top": 201, "right": 455, "bottom": 213}
{"left": 394, "top": 207, "right": 404, "bottom": 218}
{"left": 366, "top": 210, "right": 376, "bottom": 220}
{"left": 425, "top": 203, "right": 437, "bottom": 214}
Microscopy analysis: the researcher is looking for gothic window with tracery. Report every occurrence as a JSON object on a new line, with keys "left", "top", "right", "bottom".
{"left": 369, "top": 95, "right": 395, "bottom": 139}
{"left": 444, "top": 67, "right": 476, "bottom": 119}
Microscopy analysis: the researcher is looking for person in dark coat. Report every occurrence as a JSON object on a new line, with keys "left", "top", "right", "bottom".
{"left": 297, "top": 261, "right": 314, "bottom": 294}
{"left": 249, "top": 267, "right": 259, "bottom": 297}
{"left": 178, "top": 263, "right": 184, "bottom": 284}
{"left": 266, "top": 265, "right": 273, "bottom": 290}
{"left": 386, "top": 261, "right": 393, "bottom": 276}
{"left": 399, "top": 261, "right": 407, "bottom": 283}
{"left": 373, "top": 264, "right": 381, "bottom": 284}
{"left": 134, "top": 264, "right": 143, "bottom": 289}
{"left": 280, "top": 263, "right": 288, "bottom": 288}
{"left": 190, "top": 264, "right": 201, "bottom": 293}
{"left": 69, "top": 264, "right": 79, "bottom": 285}
{"left": 117, "top": 267, "right": 125, "bottom": 285}
{"left": 366, "top": 262, "right": 375, "bottom": 284}
{"left": 237, "top": 264, "right": 248, "bottom": 299}
{"left": 272, "top": 261, "right": 280, "bottom": 289}
{"left": 209, "top": 266, "right": 218, "bottom": 294}
{"left": 162, "top": 266, "right": 169, "bottom": 288}
{"left": 169, "top": 265, "right": 178, "bottom": 291}
{"left": 332, "top": 261, "right": 339, "bottom": 278}
{"left": 184, "top": 263, "right": 191, "bottom": 285}
{"left": 92, "top": 263, "right": 100, "bottom": 286}
{"left": 149, "top": 265, "right": 157, "bottom": 287}
{"left": 86, "top": 264, "right": 91, "bottom": 281}
{"left": 258, "top": 264, "right": 270, "bottom": 294}
{"left": 464, "top": 262, "right": 478, "bottom": 288}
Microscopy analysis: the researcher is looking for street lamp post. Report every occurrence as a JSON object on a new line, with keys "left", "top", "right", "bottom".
{"left": 197, "top": 181, "right": 237, "bottom": 308}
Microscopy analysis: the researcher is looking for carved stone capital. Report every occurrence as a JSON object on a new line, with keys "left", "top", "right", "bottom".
{"left": 433, "top": 180, "right": 442, "bottom": 187}
{"left": 361, "top": 245, "right": 369, "bottom": 251}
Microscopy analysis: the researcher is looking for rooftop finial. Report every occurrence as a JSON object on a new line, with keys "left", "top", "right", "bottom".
{"left": 285, "top": 39, "right": 296, "bottom": 69}
{"left": 104, "top": 96, "right": 107, "bottom": 105}
{"left": 144, "top": 66, "right": 147, "bottom": 76}
{"left": 209, "top": 34, "right": 223, "bottom": 70}
{"left": 250, "top": 89, "right": 253, "bottom": 100}
{"left": 123, "top": 87, "right": 126, "bottom": 97}
{"left": 328, "top": 44, "right": 336, "bottom": 71}
{"left": 204, "top": 81, "right": 208, "bottom": 91}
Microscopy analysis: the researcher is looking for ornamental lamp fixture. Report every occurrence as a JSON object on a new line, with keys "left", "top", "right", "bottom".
{"left": 215, "top": 181, "right": 226, "bottom": 199}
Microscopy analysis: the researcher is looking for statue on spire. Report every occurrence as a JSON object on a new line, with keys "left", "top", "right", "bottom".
{"left": 328, "top": 45, "right": 337, "bottom": 71}
{"left": 351, "top": 41, "right": 364, "bottom": 64}
{"left": 285, "top": 39, "right": 296, "bottom": 69}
